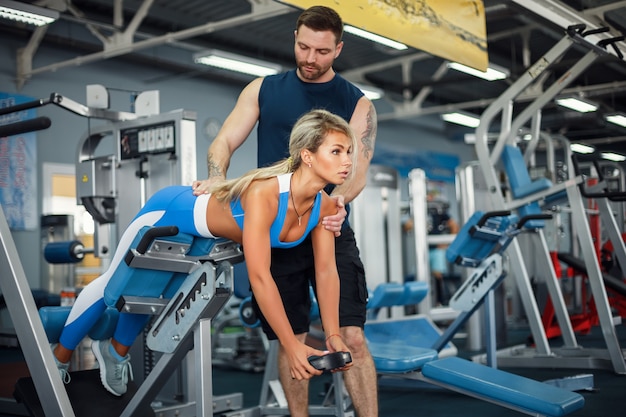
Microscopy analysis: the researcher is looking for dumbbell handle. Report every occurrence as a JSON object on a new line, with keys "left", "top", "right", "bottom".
{"left": 308, "top": 351, "right": 352, "bottom": 372}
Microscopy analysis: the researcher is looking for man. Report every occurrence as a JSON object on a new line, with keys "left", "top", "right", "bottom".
{"left": 193, "top": 6, "right": 378, "bottom": 417}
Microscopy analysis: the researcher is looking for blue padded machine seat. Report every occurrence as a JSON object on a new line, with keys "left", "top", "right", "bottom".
{"left": 422, "top": 357, "right": 585, "bottom": 417}
{"left": 501, "top": 145, "right": 551, "bottom": 228}
{"left": 365, "top": 316, "right": 453, "bottom": 352}
{"left": 502, "top": 145, "right": 553, "bottom": 199}
{"left": 365, "top": 282, "right": 457, "bottom": 368}
{"left": 446, "top": 211, "right": 515, "bottom": 266}
{"left": 367, "top": 282, "right": 405, "bottom": 310}
{"left": 41, "top": 227, "right": 222, "bottom": 344}
{"left": 367, "top": 281, "right": 429, "bottom": 313}
{"left": 364, "top": 281, "right": 585, "bottom": 417}
{"left": 368, "top": 343, "right": 437, "bottom": 373}
{"left": 104, "top": 227, "right": 193, "bottom": 305}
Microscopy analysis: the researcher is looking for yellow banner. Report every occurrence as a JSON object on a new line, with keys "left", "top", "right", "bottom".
{"left": 281, "top": 0, "right": 488, "bottom": 71}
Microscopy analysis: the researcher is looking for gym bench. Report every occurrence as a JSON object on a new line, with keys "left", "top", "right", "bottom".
{"left": 362, "top": 211, "right": 585, "bottom": 417}
{"left": 16, "top": 225, "right": 244, "bottom": 417}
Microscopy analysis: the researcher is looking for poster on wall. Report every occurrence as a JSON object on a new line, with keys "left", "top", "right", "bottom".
{"left": 280, "top": 0, "right": 488, "bottom": 71}
{"left": 0, "top": 92, "right": 38, "bottom": 231}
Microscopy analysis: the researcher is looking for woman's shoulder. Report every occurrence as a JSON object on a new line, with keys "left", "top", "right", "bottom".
{"left": 245, "top": 175, "right": 281, "bottom": 199}
{"left": 318, "top": 191, "right": 336, "bottom": 217}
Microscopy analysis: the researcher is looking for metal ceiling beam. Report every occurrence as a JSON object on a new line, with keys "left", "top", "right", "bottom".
{"left": 512, "top": 0, "right": 626, "bottom": 59}
{"left": 583, "top": 1, "right": 626, "bottom": 17}
{"left": 378, "top": 79, "right": 626, "bottom": 122}
{"left": 15, "top": 0, "right": 292, "bottom": 88}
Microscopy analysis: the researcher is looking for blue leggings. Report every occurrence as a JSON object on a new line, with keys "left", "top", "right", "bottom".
{"left": 59, "top": 186, "right": 214, "bottom": 349}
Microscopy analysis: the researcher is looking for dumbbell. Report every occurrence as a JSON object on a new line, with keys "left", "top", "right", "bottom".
{"left": 308, "top": 351, "right": 352, "bottom": 372}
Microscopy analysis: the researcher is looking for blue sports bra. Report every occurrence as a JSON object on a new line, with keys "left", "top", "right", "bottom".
{"left": 230, "top": 173, "right": 322, "bottom": 248}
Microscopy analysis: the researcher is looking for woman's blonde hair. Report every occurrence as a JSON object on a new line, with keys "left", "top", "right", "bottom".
{"left": 211, "top": 109, "right": 356, "bottom": 202}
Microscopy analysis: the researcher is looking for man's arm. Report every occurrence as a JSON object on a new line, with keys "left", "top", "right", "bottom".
{"left": 330, "top": 96, "right": 377, "bottom": 204}
{"left": 192, "top": 78, "right": 263, "bottom": 195}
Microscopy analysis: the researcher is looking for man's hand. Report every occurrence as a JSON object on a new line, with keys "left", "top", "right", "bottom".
{"left": 192, "top": 177, "right": 224, "bottom": 196}
{"left": 322, "top": 195, "right": 347, "bottom": 237}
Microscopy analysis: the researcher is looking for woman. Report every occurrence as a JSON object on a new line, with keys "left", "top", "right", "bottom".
{"left": 52, "top": 109, "right": 355, "bottom": 396}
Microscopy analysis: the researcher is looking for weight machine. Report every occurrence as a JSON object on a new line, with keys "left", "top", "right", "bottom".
{"left": 472, "top": 24, "right": 626, "bottom": 373}
{"left": 0, "top": 87, "right": 246, "bottom": 416}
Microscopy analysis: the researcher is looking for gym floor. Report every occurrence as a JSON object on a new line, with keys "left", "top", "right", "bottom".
{"left": 0, "top": 324, "right": 624, "bottom": 417}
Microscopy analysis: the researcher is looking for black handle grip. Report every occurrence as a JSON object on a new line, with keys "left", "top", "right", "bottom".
{"left": 475, "top": 210, "right": 512, "bottom": 228}
{"left": 135, "top": 226, "right": 180, "bottom": 254}
{"left": 0, "top": 117, "right": 51, "bottom": 137}
{"left": 517, "top": 214, "right": 552, "bottom": 229}
{"left": 308, "top": 352, "right": 352, "bottom": 372}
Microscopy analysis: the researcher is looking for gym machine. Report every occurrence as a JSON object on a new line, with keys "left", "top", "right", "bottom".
{"left": 0, "top": 87, "right": 246, "bottom": 416}
{"left": 472, "top": 24, "right": 626, "bottom": 373}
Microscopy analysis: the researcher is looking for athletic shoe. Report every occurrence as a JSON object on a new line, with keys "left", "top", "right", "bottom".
{"left": 50, "top": 344, "right": 71, "bottom": 384}
{"left": 91, "top": 339, "right": 133, "bottom": 396}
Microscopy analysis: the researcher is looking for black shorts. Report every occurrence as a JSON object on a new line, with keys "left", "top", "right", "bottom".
{"left": 252, "top": 226, "right": 368, "bottom": 340}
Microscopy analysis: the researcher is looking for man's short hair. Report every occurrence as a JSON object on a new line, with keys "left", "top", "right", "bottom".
{"left": 296, "top": 5, "right": 343, "bottom": 44}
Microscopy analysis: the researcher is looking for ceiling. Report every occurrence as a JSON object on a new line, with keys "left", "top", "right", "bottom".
{"left": 2, "top": 0, "right": 626, "bottom": 154}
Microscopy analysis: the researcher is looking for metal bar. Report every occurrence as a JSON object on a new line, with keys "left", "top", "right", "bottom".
{"left": 195, "top": 318, "right": 213, "bottom": 416}
{"left": 505, "top": 239, "right": 552, "bottom": 355}
{"left": 595, "top": 195, "right": 626, "bottom": 276}
{"left": 513, "top": 0, "right": 626, "bottom": 60}
{"left": 0, "top": 96, "right": 52, "bottom": 116}
{"left": 534, "top": 229, "right": 578, "bottom": 348}
{"left": 0, "top": 206, "right": 75, "bottom": 417}
{"left": 20, "top": 2, "right": 292, "bottom": 80}
{"left": 480, "top": 36, "right": 575, "bottom": 168}
{"left": 565, "top": 182, "right": 626, "bottom": 373}
{"left": 408, "top": 169, "right": 432, "bottom": 314}
{"left": 508, "top": 50, "right": 599, "bottom": 141}
{"left": 484, "top": 290, "right": 497, "bottom": 368}
{"left": 120, "top": 329, "right": 195, "bottom": 417}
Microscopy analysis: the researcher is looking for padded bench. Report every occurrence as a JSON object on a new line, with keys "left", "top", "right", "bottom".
{"left": 39, "top": 225, "right": 242, "bottom": 352}
{"left": 502, "top": 144, "right": 553, "bottom": 228}
{"left": 422, "top": 357, "right": 585, "bottom": 417}
{"left": 364, "top": 281, "right": 585, "bottom": 416}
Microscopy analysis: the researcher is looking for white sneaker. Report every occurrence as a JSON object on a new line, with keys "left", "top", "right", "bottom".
{"left": 91, "top": 339, "right": 133, "bottom": 396}
{"left": 50, "top": 344, "right": 71, "bottom": 384}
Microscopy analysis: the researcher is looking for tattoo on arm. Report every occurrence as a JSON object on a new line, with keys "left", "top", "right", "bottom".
{"left": 360, "top": 103, "right": 377, "bottom": 161}
{"left": 207, "top": 154, "right": 223, "bottom": 178}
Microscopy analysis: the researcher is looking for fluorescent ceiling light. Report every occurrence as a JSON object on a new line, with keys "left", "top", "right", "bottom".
{"left": 343, "top": 25, "right": 408, "bottom": 50}
{"left": 441, "top": 111, "right": 481, "bottom": 128}
{"left": 447, "top": 62, "right": 509, "bottom": 81}
{"left": 570, "top": 143, "right": 595, "bottom": 154}
{"left": 555, "top": 96, "right": 598, "bottom": 113}
{"left": 600, "top": 152, "right": 626, "bottom": 162}
{"left": 194, "top": 49, "right": 281, "bottom": 77}
{"left": 0, "top": 0, "right": 58, "bottom": 26}
{"left": 354, "top": 83, "right": 383, "bottom": 100}
{"left": 605, "top": 112, "right": 626, "bottom": 128}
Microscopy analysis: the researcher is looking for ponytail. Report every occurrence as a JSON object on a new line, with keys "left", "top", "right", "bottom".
{"left": 209, "top": 109, "right": 354, "bottom": 203}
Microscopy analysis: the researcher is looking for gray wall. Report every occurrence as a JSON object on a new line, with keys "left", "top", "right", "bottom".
{"left": 0, "top": 34, "right": 476, "bottom": 291}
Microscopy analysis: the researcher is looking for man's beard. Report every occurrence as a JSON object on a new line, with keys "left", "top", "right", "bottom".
{"left": 297, "top": 61, "right": 330, "bottom": 80}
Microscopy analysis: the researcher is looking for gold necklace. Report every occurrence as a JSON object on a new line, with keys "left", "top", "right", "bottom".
{"left": 290, "top": 174, "right": 315, "bottom": 226}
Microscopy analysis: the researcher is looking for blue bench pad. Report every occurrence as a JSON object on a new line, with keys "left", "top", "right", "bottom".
{"left": 365, "top": 317, "right": 449, "bottom": 350}
{"left": 367, "top": 281, "right": 429, "bottom": 311}
{"left": 511, "top": 177, "right": 552, "bottom": 199}
{"left": 446, "top": 211, "right": 515, "bottom": 264}
{"left": 367, "top": 283, "right": 405, "bottom": 310}
{"left": 368, "top": 343, "right": 437, "bottom": 373}
{"left": 422, "top": 357, "right": 585, "bottom": 417}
